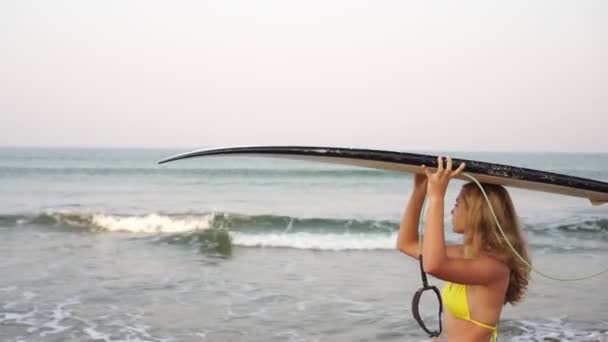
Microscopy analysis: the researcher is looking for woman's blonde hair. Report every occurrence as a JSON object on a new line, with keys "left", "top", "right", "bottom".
{"left": 460, "top": 182, "right": 531, "bottom": 305}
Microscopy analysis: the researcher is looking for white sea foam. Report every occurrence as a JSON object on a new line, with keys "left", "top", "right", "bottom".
{"left": 507, "top": 318, "right": 608, "bottom": 342}
{"left": 23, "top": 291, "right": 37, "bottom": 301}
{"left": 0, "top": 310, "right": 38, "bottom": 326}
{"left": 83, "top": 326, "right": 112, "bottom": 341}
{"left": 231, "top": 232, "right": 397, "bottom": 251}
{"left": 39, "top": 297, "right": 80, "bottom": 336}
{"left": 92, "top": 214, "right": 214, "bottom": 233}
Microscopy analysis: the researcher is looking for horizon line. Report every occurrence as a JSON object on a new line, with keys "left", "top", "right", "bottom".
{"left": 0, "top": 144, "right": 606, "bottom": 155}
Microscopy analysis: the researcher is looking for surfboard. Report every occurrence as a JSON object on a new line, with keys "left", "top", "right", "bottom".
{"left": 158, "top": 146, "right": 608, "bottom": 205}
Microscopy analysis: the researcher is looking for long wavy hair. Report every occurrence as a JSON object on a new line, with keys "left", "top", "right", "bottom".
{"left": 460, "top": 182, "right": 531, "bottom": 305}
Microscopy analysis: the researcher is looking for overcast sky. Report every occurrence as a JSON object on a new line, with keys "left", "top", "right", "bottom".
{"left": 1, "top": 0, "right": 606, "bottom": 152}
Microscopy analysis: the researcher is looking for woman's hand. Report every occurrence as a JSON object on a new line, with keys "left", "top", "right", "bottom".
{"left": 422, "top": 156, "right": 465, "bottom": 198}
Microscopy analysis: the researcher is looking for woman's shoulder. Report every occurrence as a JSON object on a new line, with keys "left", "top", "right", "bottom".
{"left": 481, "top": 254, "right": 511, "bottom": 280}
{"left": 468, "top": 250, "right": 511, "bottom": 282}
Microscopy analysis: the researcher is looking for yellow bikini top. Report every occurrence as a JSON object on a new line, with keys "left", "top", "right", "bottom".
{"left": 441, "top": 282, "right": 498, "bottom": 342}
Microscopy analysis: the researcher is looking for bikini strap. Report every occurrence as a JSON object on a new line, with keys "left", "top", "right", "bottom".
{"left": 469, "top": 319, "right": 499, "bottom": 342}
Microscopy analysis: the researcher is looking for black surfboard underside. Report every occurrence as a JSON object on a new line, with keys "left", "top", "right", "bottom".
{"left": 158, "top": 146, "right": 608, "bottom": 205}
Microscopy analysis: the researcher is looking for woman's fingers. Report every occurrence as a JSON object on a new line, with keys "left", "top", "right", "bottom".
{"left": 437, "top": 156, "right": 444, "bottom": 172}
{"left": 425, "top": 156, "right": 465, "bottom": 179}
{"left": 451, "top": 162, "right": 466, "bottom": 178}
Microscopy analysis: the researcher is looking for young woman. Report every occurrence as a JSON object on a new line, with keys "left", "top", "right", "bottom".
{"left": 397, "top": 157, "right": 531, "bottom": 342}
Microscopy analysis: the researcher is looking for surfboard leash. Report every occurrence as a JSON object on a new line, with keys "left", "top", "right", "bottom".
{"left": 411, "top": 196, "right": 443, "bottom": 339}
{"left": 462, "top": 172, "right": 608, "bottom": 281}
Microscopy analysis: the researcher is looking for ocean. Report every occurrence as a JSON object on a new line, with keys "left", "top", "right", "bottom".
{"left": 1, "top": 147, "right": 607, "bottom": 342}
